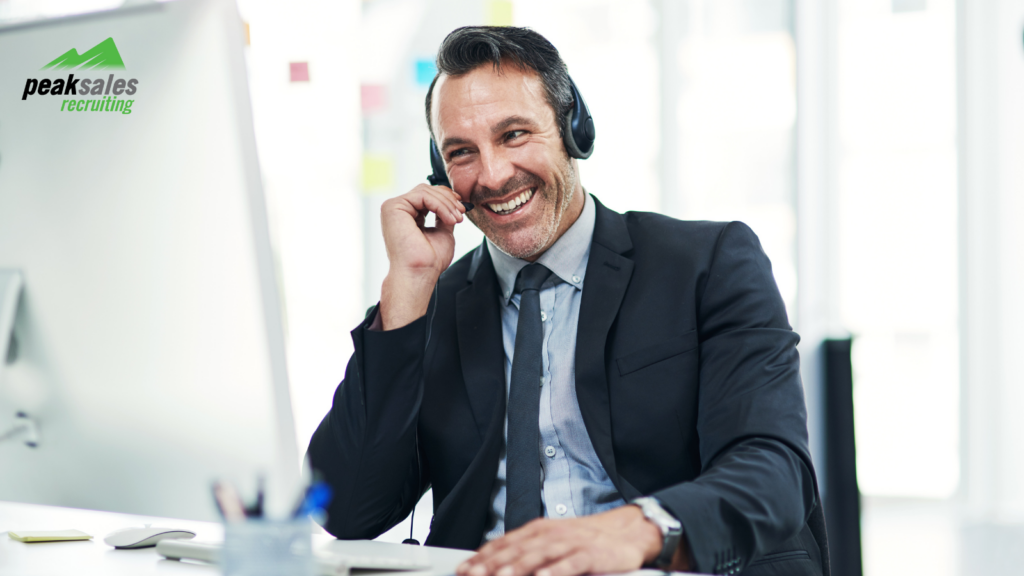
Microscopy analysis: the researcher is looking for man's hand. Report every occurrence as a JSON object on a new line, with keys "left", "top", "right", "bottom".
{"left": 455, "top": 505, "right": 690, "bottom": 576}
{"left": 379, "top": 184, "right": 467, "bottom": 330}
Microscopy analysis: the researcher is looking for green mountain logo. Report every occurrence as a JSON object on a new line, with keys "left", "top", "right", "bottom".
{"left": 41, "top": 37, "right": 125, "bottom": 70}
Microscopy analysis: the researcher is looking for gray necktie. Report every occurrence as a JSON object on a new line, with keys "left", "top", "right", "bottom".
{"left": 504, "top": 263, "right": 552, "bottom": 532}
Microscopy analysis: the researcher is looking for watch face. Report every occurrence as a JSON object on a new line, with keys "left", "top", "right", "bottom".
{"left": 655, "top": 511, "right": 679, "bottom": 530}
{"left": 638, "top": 498, "right": 681, "bottom": 532}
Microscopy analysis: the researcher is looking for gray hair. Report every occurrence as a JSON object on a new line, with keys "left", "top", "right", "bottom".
{"left": 424, "top": 26, "right": 573, "bottom": 139}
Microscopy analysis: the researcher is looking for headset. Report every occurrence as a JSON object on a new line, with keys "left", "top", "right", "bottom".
{"left": 426, "top": 75, "right": 595, "bottom": 188}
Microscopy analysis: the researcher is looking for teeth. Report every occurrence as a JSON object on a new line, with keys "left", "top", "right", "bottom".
{"left": 487, "top": 189, "right": 534, "bottom": 214}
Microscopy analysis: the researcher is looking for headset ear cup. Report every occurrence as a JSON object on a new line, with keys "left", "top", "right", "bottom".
{"left": 427, "top": 139, "right": 451, "bottom": 188}
{"left": 563, "top": 76, "right": 595, "bottom": 159}
{"left": 563, "top": 107, "right": 587, "bottom": 159}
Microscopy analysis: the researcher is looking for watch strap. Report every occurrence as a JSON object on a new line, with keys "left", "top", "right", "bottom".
{"left": 654, "top": 525, "right": 682, "bottom": 569}
{"left": 631, "top": 497, "right": 682, "bottom": 570}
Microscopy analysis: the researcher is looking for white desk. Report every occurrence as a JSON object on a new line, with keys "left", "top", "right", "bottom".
{"left": 1, "top": 501, "right": 696, "bottom": 576}
{"left": 0, "top": 500, "right": 474, "bottom": 576}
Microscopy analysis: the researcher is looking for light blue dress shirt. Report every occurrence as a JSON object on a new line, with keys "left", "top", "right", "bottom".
{"left": 482, "top": 193, "right": 626, "bottom": 542}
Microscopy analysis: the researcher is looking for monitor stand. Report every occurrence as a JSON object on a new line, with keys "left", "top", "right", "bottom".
{"left": 0, "top": 269, "right": 21, "bottom": 366}
{"left": 0, "top": 270, "right": 37, "bottom": 448}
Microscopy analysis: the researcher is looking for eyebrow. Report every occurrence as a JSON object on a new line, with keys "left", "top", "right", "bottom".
{"left": 440, "top": 115, "right": 539, "bottom": 152}
{"left": 440, "top": 136, "right": 472, "bottom": 151}
{"left": 491, "top": 115, "right": 536, "bottom": 134}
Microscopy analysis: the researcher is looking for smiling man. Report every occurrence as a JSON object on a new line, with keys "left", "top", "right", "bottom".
{"left": 308, "top": 27, "right": 828, "bottom": 576}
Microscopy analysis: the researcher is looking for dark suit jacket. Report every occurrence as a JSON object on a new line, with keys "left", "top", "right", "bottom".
{"left": 308, "top": 196, "right": 829, "bottom": 575}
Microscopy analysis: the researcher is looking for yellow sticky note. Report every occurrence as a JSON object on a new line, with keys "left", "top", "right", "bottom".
{"left": 486, "top": 0, "right": 513, "bottom": 26}
{"left": 9, "top": 530, "right": 93, "bottom": 542}
{"left": 362, "top": 154, "right": 394, "bottom": 192}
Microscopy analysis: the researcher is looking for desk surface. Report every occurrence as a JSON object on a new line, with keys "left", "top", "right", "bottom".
{"left": 1, "top": 500, "right": 694, "bottom": 576}
{"left": 0, "top": 500, "right": 473, "bottom": 576}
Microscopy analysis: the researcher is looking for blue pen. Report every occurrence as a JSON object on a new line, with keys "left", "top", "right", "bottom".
{"left": 293, "top": 482, "right": 333, "bottom": 519}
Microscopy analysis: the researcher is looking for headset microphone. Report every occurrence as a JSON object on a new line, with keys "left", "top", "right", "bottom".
{"left": 427, "top": 75, "right": 595, "bottom": 189}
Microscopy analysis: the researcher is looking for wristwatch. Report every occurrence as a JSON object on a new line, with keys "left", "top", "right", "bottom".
{"left": 631, "top": 496, "right": 683, "bottom": 570}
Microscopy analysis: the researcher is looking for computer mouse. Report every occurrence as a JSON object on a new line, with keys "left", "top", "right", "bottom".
{"left": 103, "top": 524, "right": 196, "bottom": 549}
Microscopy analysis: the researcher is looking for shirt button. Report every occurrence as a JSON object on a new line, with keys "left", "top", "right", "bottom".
{"left": 540, "top": 311, "right": 548, "bottom": 322}
{"left": 539, "top": 377, "right": 544, "bottom": 387}
{"left": 545, "top": 446, "right": 556, "bottom": 457}
{"left": 571, "top": 275, "right": 581, "bottom": 284}
{"left": 555, "top": 504, "right": 567, "bottom": 515}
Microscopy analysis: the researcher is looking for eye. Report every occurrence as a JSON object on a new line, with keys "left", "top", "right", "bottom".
{"left": 504, "top": 130, "right": 526, "bottom": 142}
{"left": 448, "top": 148, "right": 470, "bottom": 160}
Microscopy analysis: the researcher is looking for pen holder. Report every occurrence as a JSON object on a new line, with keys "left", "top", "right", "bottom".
{"left": 222, "top": 519, "right": 313, "bottom": 576}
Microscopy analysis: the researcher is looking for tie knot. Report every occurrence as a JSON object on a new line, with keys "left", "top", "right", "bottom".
{"left": 515, "top": 263, "right": 552, "bottom": 293}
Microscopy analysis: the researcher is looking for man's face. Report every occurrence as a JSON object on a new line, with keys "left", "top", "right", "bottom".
{"left": 431, "top": 64, "right": 581, "bottom": 261}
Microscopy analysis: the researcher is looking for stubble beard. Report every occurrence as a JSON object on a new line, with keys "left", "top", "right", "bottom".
{"left": 469, "top": 157, "right": 577, "bottom": 261}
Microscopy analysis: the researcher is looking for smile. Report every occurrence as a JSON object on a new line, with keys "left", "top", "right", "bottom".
{"left": 486, "top": 188, "right": 535, "bottom": 216}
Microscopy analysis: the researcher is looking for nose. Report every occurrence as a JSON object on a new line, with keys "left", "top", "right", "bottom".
{"left": 476, "top": 146, "right": 516, "bottom": 194}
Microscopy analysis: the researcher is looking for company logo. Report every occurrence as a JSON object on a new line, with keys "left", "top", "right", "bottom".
{"left": 21, "top": 37, "right": 138, "bottom": 115}
{"left": 42, "top": 37, "right": 125, "bottom": 70}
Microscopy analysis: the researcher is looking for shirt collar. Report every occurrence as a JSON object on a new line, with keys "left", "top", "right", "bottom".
{"left": 487, "top": 192, "right": 596, "bottom": 305}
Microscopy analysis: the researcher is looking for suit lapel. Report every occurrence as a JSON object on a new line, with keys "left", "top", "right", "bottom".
{"left": 575, "top": 198, "right": 641, "bottom": 500}
{"left": 428, "top": 244, "right": 506, "bottom": 548}
{"left": 456, "top": 244, "right": 506, "bottom": 439}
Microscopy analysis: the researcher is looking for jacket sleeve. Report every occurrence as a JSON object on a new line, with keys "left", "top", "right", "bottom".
{"left": 651, "top": 222, "right": 819, "bottom": 573}
{"left": 306, "top": 304, "right": 431, "bottom": 539}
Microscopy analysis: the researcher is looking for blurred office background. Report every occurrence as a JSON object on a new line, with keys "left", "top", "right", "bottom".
{"left": 2, "top": 0, "right": 1022, "bottom": 574}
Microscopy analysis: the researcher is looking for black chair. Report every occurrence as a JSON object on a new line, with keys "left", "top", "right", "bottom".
{"left": 822, "top": 338, "right": 863, "bottom": 576}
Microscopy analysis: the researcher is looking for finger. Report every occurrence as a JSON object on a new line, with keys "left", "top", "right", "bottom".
{"left": 456, "top": 554, "right": 478, "bottom": 576}
{"left": 461, "top": 520, "right": 549, "bottom": 576}
{"left": 412, "top": 187, "right": 459, "bottom": 226}
{"left": 462, "top": 537, "right": 524, "bottom": 576}
{"left": 534, "top": 551, "right": 592, "bottom": 576}
{"left": 430, "top": 184, "right": 470, "bottom": 217}
{"left": 495, "top": 542, "right": 574, "bottom": 576}
{"left": 387, "top": 186, "right": 458, "bottom": 225}
{"left": 431, "top": 183, "right": 465, "bottom": 206}
{"left": 471, "top": 541, "right": 502, "bottom": 562}
{"left": 476, "top": 527, "right": 569, "bottom": 576}
{"left": 479, "top": 521, "right": 540, "bottom": 553}
{"left": 468, "top": 544, "right": 526, "bottom": 576}
{"left": 428, "top": 216, "right": 456, "bottom": 237}
{"left": 423, "top": 185, "right": 466, "bottom": 223}
{"left": 406, "top": 188, "right": 460, "bottom": 226}
{"left": 498, "top": 518, "right": 551, "bottom": 548}
{"left": 458, "top": 549, "right": 496, "bottom": 576}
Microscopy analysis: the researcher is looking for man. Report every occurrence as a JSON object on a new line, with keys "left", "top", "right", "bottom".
{"left": 308, "top": 26, "right": 828, "bottom": 576}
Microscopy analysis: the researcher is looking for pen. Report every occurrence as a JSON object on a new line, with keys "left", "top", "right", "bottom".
{"left": 212, "top": 481, "right": 247, "bottom": 523}
{"left": 245, "top": 475, "right": 264, "bottom": 518}
{"left": 292, "top": 482, "right": 333, "bottom": 519}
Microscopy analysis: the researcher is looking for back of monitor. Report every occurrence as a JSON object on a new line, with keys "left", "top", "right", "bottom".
{"left": 0, "top": 0, "right": 299, "bottom": 521}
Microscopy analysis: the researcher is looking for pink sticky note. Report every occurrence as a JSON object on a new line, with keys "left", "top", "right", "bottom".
{"left": 361, "top": 84, "right": 387, "bottom": 113}
{"left": 290, "top": 62, "right": 309, "bottom": 82}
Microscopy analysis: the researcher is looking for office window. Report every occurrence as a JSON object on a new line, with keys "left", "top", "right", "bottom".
{"left": 835, "top": 0, "right": 959, "bottom": 498}
{"left": 668, "top": 0, "right": 798, "bottom": 314}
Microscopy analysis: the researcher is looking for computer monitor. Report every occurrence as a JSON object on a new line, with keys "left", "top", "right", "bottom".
{"left": 0, "top": 0, "right": 301, "bottom": 522}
